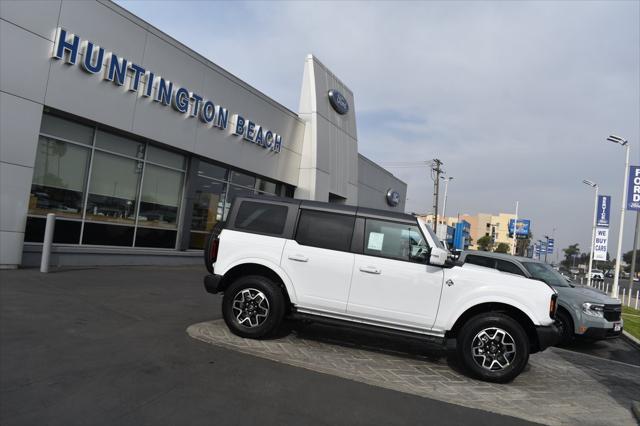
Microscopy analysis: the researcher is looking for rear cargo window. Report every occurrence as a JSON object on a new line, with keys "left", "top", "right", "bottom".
{"left": 234, "top": 201, "right": 288, "bottom": 236}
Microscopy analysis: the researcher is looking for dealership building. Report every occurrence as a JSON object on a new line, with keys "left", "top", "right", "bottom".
{"left": 0, "top": 0, "right": 406, "bottom": 268}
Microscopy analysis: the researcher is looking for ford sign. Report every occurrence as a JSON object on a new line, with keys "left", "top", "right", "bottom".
{"left": 328, "top": 89, "right": 349, "bottom": 115}
{"left": 386, "top": 189, "right": 400, "bottom": 207}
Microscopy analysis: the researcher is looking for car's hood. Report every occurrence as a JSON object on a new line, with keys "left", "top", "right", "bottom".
{"left": 555, "top": 285, "right": 620, "bottom": 305}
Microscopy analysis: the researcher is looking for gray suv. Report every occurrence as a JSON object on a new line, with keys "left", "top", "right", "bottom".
{"left": 458, "top": 251, "right": 622, "bottom": 345}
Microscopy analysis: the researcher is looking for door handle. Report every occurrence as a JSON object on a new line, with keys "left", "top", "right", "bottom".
{"left": 359, "top": 266, "right": 381, "bottom": 274}
{"left": 288, "top": 254, "right": 309, "bottom": 262}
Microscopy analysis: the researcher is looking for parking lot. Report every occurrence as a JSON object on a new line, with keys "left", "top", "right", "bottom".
{"left": 1, "top": 266, "right": 639, "bottom": 425}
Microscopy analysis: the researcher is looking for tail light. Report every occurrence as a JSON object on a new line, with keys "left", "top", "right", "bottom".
{"left": 209, "top": 238, "right": 220, "bottom": 263}
{"left": 549, "top": 294, "right": 558, "bottom": 319}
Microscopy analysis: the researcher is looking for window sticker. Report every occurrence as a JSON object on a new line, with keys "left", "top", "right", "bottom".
{"left": 367, "top": 232, "right": 385, "bottom": 251}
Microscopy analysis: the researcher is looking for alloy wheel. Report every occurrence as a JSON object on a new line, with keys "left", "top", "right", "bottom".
{"left": 231, "top": 288, "right": 270, "bottom": 328}
{"left": 471, "top": 327, "right": 517, "bottom": 371}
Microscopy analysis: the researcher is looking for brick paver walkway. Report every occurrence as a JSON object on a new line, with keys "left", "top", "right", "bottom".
{"left": 188, "top": 320, "right": 640, "bottom": 425}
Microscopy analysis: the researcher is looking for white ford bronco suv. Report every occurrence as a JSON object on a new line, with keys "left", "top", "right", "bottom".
{"left": 203, "top": 196, "right": 560, "bottom": 382}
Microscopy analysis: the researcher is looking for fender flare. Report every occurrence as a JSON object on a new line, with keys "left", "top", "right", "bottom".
{"left": 445, "top": 295, "right": 542, "bottom": 330}
{"left": 218, "top": 257, "right": 298, "bottom": 304}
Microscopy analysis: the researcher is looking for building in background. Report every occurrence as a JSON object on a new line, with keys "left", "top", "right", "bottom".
{"left": 0, "top": 0, "right": 407, "bottom": 268}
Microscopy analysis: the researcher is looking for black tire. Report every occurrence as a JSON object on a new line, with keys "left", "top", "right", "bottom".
{"left": 555, "top": 309, "right": 574, "bottom": 346}
{"left": 222, "top": 275, "right": 285, "bottom": 339}
{"left": 457, "top": 313, "right": 530, "bottom": 383}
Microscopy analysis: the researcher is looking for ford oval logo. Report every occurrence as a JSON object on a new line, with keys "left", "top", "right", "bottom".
{"left": 386, "top": 189, "right": 400, "bottom": 207}
{"left": 328, "top": 89, "right": 349, "bottom": 115}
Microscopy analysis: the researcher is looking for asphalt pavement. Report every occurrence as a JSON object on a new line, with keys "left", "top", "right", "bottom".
{"left": 1, "top": 266, "right": 539, "bottom": 426}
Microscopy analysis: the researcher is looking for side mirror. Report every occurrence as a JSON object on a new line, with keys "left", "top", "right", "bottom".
{"left": 429, "top": 247, "right": 448, "bottom": 266}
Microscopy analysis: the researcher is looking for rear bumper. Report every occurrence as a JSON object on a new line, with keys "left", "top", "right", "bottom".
{"left": 535, "top": 323, "right": 561, "bottom": 352}
{"left": 204, "top": 274, "right": 223, "bottom": 294}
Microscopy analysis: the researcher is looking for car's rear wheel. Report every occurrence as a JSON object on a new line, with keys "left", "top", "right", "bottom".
{"left": 457, "top": 313, "right": 530, "bottom": 383}
{"left": 555, "top": 309, "right": 574, "bottom": 346}
{"left": 222, "top": 275, "right": 285, "bottom": 338}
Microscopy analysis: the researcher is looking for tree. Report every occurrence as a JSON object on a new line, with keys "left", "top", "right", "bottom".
{"left": 477, "top": 235, "right": 493, "bottom": 251}
{"left": 623, "top": 250, "right": 639, "bottom": 273}
{"left": 494, "top": 242, "right": 510, "bottom": 253}
{"left": 562, "top": 244, "right": 580, "bottom": 267}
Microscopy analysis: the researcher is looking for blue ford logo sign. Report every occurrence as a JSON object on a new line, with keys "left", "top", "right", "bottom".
{"left": 386, "top": 189, "right": 400, "bottom": 207}
{"left": 328, "top": 89, "right": 349, "bottom": 115}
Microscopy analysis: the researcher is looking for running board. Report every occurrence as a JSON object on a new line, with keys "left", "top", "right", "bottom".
{"left": 289, "top": 310, "right": 446, "bottom": 346}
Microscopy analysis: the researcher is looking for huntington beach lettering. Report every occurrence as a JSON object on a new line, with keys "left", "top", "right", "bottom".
{"left": 51, "top": 28, "right": 282, "bottom": 153}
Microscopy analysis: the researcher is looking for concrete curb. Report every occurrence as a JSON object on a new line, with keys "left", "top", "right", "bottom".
{"left": 622, "top": 331, "right": 640, "bottom": 350}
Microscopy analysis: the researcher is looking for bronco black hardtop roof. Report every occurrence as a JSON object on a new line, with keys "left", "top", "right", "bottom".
{"left": 236, "top": 194, "right": 416, "bottom": 224}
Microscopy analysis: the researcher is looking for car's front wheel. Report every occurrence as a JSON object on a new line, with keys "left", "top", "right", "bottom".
{"left": 457, "top": 313, "right": 530, "bottom": 383}
{"left": 555, "top": 310, "right": 574, "bottom": 346}
{"left": 222, "top": 275, "right": 285, "bottom": 339}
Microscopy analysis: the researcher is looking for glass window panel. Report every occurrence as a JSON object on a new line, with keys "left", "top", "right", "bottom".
{"left": 82, "top": 222, "right": 134, "bottom": 246}
{"left": 24, "top": 217, "right": 81, "bottom": 244}
{"left": 85, "top": 151, "right": 141, "bottom": 224}
{"left": 95, "top": 130, "right": 145, "bottom": 158}
{"left": 146, "top": 145, "right": 186, "bottom": 170}
{"left": 188, "top": 177, "right": 227, "bottom": 249}
{"left": 364, "top": 219, "right": 429, "bottom": 263}
{"left": 230, "top": 170, "right": 255, "bottom": 188}
{"left": 256, "top": 178, "right": 278, "bottom": 195}
{"left": 135, "top": 227, "right": 177, "bottom": 248}
{"left": 137, "top": 164, "right": 183, "bottom": 229}
{"left": 29, "top": 136, "right": 90, "bottom": 218}
{"left": 40, "top": 114, "right": 94, "bottom": 145}
{"left": 295, "top": 210, "right": 355, "bottom": 252}
{"left": 234, "top": 201, "right": 288, "bottom": 235}
{"left": 196, "top": 160, "right": 227, "bottom": 181}
{"left": 496, "top": 260, "right": 525, "bottom": 276}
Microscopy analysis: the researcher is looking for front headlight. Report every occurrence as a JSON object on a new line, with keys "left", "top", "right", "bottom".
{"left": 582, "top": 302, "right": 604, "bottom": 318}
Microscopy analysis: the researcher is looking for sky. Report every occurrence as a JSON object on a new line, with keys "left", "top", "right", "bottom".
{"left": 116, "top": 0, "right": 639, "bottom": 256}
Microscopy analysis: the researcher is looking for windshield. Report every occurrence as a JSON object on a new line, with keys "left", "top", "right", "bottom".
{"left": 522, "top": 262, "right": 571, "bottom": 287}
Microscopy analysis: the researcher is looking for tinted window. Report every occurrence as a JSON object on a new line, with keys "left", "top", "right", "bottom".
{"left": 496, "top": 260, "right": 525, "bottom": 276}
{"left": 295, "top": 210, "right": 355, "bottom": 251}
{"left": 522, "top": 262, "right": 570, "bottom": 287}
{"left": 234, "top": 201, "right": 288, "bottom": 235}
{"left": 465, "top": 255, "right": 496, "bottom": 269}
{"left": 364, "top": 219, "right": 429, "bottom": 263}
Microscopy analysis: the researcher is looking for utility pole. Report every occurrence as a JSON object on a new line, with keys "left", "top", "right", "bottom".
{"left": 630, "top": 212, "right": 639, "bottom": 300}
{"left": 432, "top": 159, "right": 443, "bottom": 233}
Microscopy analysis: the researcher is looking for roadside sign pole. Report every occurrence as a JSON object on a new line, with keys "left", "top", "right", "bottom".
{"left": 612, "top": 143, "right": 630, "bottom": 299}
{"left": 512, "top": 201, "right": 518, "bottom": 255}
{"left": 629, "top": 211, "right": 639, "bottom": 300}
{"left": 587, "top": 185, "right": 599, "bottom": 288}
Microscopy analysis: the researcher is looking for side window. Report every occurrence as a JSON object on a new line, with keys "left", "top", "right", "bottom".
{"left": 465, "top": 255, "right": 496, "bottom": 269}
{"left": 295, "top": 210, "right": 355, "bottom": 251}
{"left": 363, "top": 219, "right": 429, "bottom": 263}
{"left": 234, "top": 201, "right": 288, "bottom": 235}
{"left": 496, "top": 260, "right": 525, "bottom": 276}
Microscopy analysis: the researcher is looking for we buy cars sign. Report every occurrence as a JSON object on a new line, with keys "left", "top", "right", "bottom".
{"left": 628, "top": 165, "right": 640, "bottom": 211}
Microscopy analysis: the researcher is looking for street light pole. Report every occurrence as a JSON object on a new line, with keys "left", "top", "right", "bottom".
{"left": 583, "top": 179, "right": 598, "bottom": 288}
{"left": 544, "top": 235, "right": 550, "bottom": 263}
{"left": 441, "top": 176, "right": 453, "bottom": 219}
{"left": 607, "top": 135, "right": 630, "bottom": 299}
{"left": 629, "top": 212, "right": 639, "bottom": 301}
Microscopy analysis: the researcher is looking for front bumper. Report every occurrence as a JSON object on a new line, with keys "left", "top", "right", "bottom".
{"left": 580, "top": 326, "right": 623, "bottom": 340}
{"left": 204, "top": 274, "right": 223, "bottom": 294}
{"left": 535, "top": 323, "right": 561, "bottom": 352}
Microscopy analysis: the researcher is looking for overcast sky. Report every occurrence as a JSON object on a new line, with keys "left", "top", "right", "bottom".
{"left": 117, "top": 0, "right": 639, "bottom": 256}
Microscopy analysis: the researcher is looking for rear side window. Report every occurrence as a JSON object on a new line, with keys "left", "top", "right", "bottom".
{"left": 295, "top": 210, "right": 355, "bottom": 251}
{"left": 234, "top": 201, "right": 288, "bottom": 236}
{"left": 496, "top": 260, "right": 525, "bottom": 276}
{"left": 465, "top": 255, "right": 496, "bottom": 269}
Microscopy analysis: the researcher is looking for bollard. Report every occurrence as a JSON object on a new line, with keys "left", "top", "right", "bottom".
{"left": 580, "top": 277, "right": 584, "bottom": 285}
{"left": 40, "top": 213, "right": 56, "bottom": 273}
{"left": 605, "top": 283, "right": 609, "bottom": 295}
{"left": 622, "top": 288, "right": 626, "bottom": 306}
{"left": 636, "top": 290, "right": 639, "bottom": 310}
